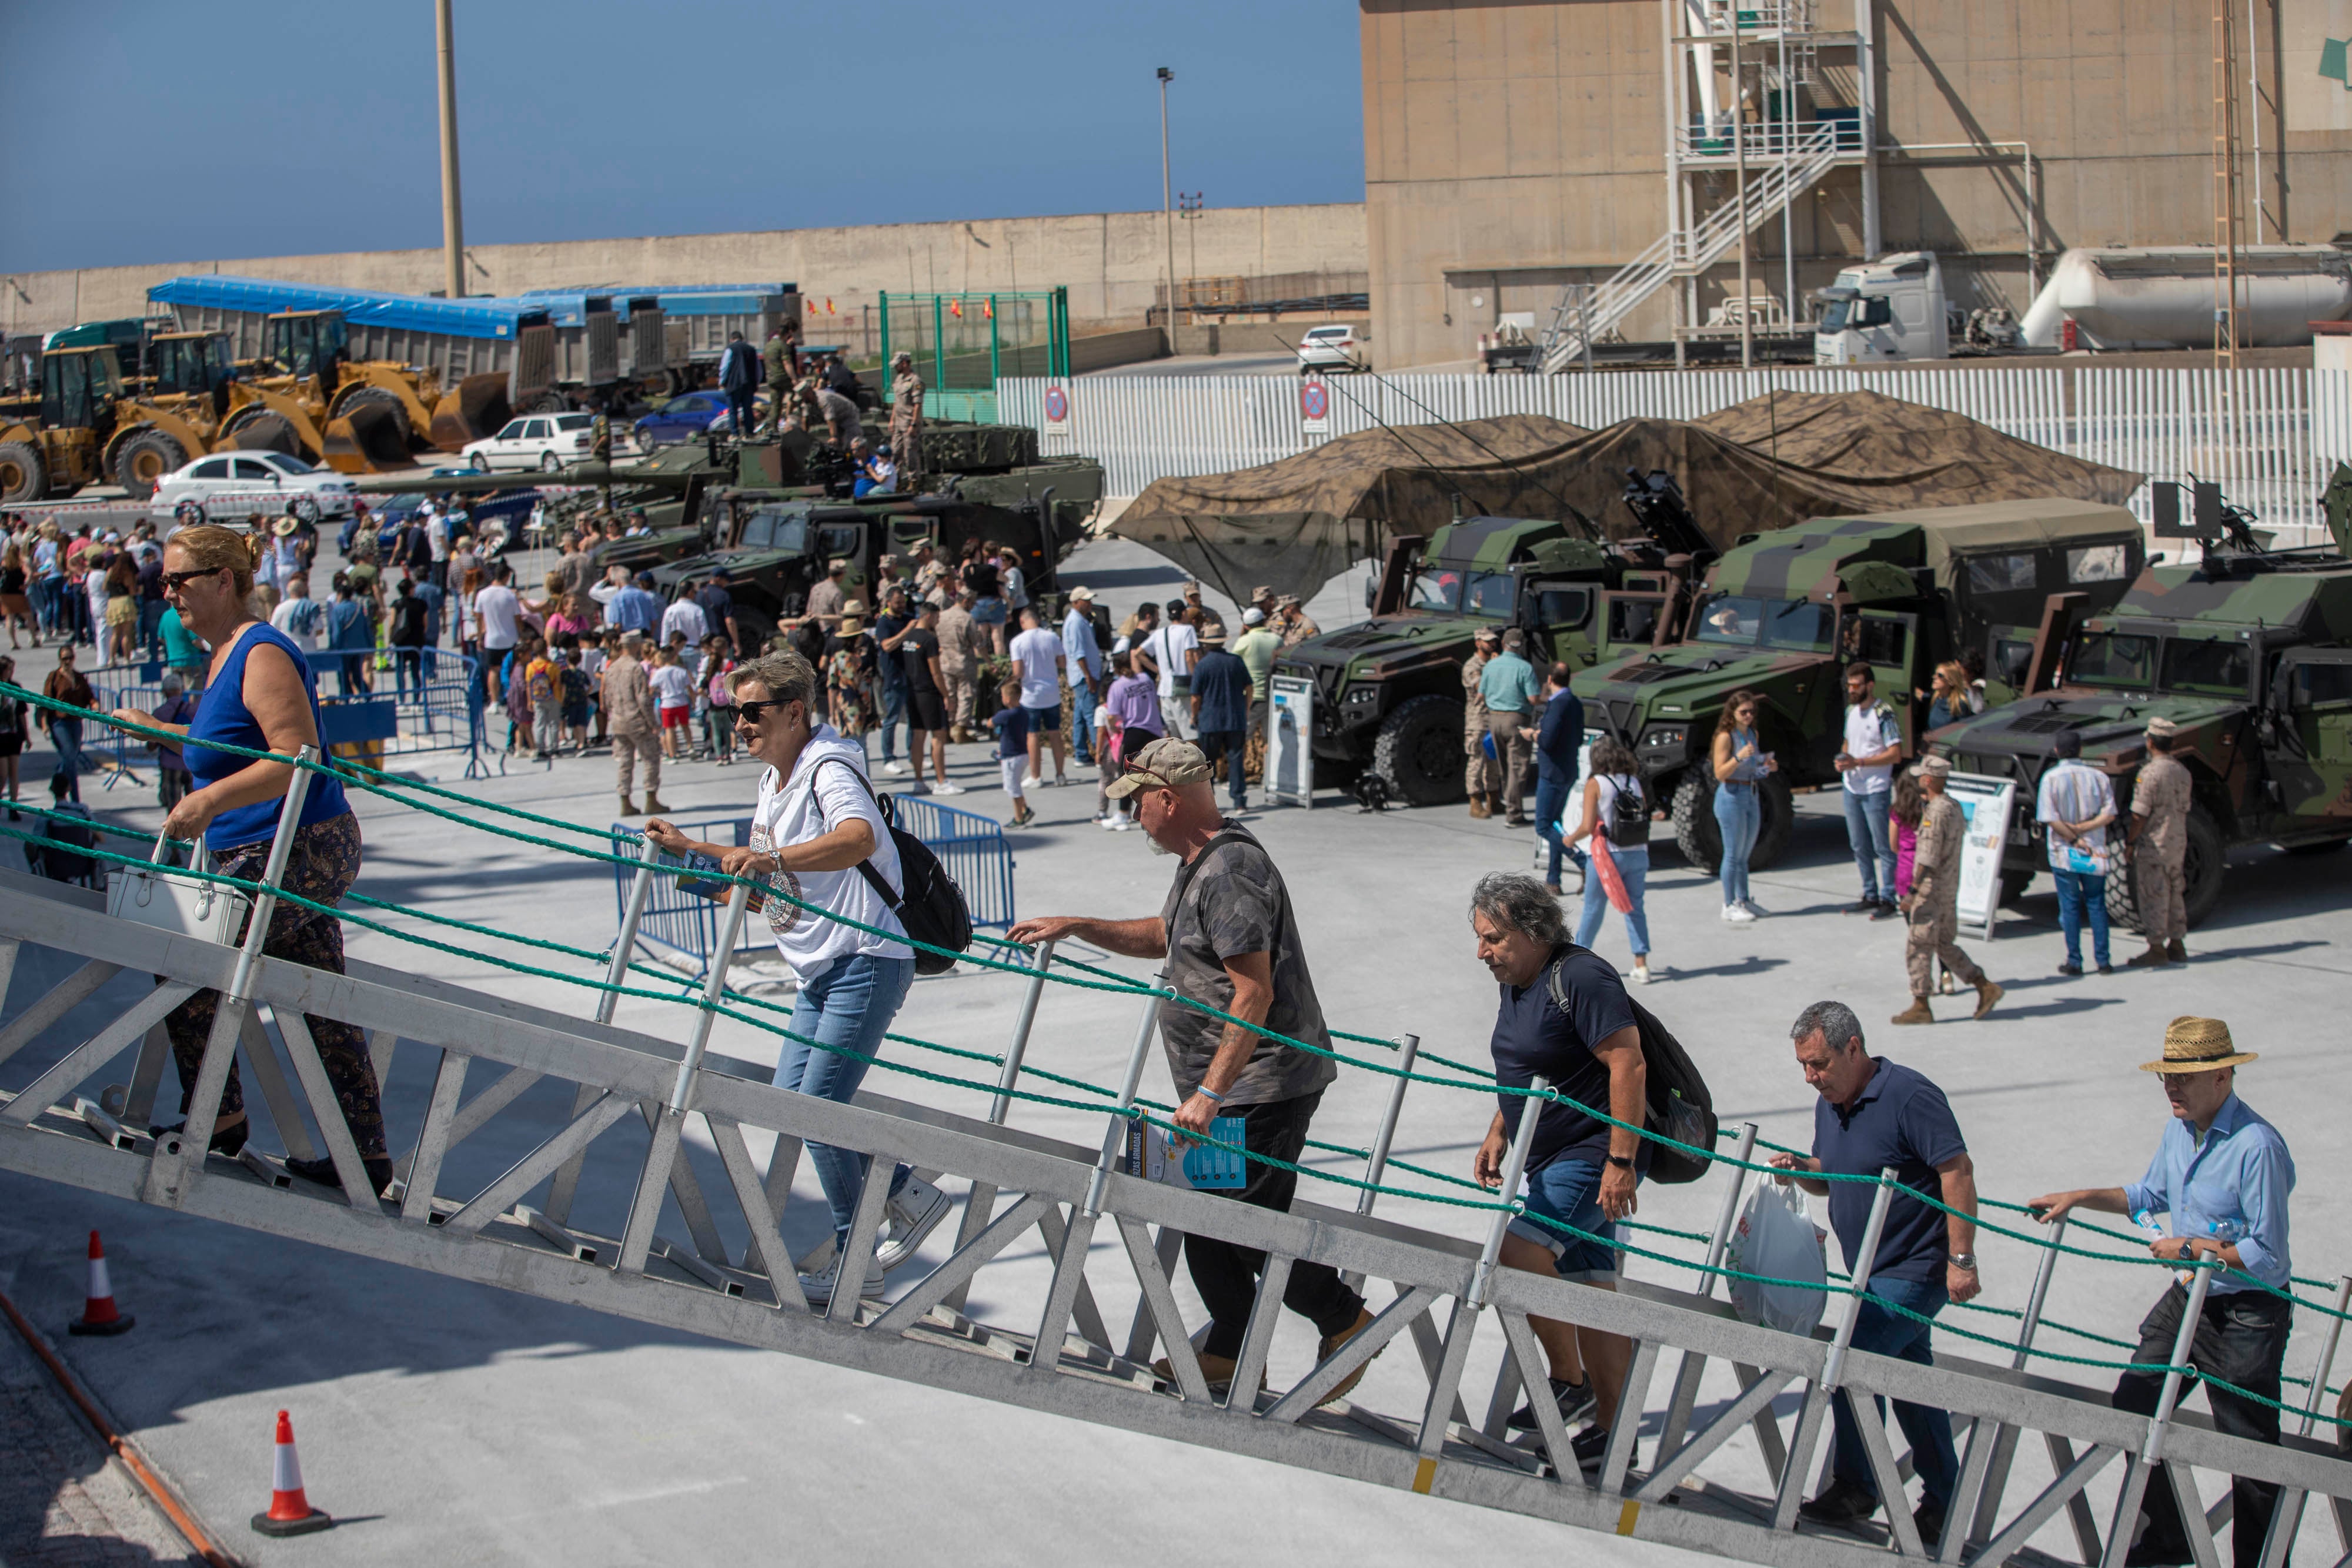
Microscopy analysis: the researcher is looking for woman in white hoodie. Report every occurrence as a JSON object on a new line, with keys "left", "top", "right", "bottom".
{"left": 644, "top": 648, "right": 948, "bottom": 1307}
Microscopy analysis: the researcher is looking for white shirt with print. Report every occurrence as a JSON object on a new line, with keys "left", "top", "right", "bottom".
{"left": 749, "top": 730, "right": 913, "bottom": 980}
{"left": 1841, "top": 701, "right": 1902, "bottom": 795}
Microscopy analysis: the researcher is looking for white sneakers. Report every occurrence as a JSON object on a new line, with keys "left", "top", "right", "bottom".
{"left": 796, "top": 1247, "right": 886, "bottom": 1309}
{"left": 882, "top": 760, "right": 911, "bottom": 776}
{"left": 1021, "top": 774, "right": 1043, "bottom": 789}
{"left": 932, "top": 781, "right": 967, "bottom": 795}
{"left": 1098, "top": 813, "right": 1133, "bottom": 831}
{"left": 1721, "top": 902, "right": 1756, "bottom": 924}
{"left": 1631, "top": 961, "right": 1656, "bottom": 985}
{"left": 876, "top": 1175, "right": 953, "bottom": 1270}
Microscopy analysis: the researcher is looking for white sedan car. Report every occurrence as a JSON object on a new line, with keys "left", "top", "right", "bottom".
{"left": 1296, "top": 323, "right": 1367, "bottom": 373}
{"left": 152, "top": 450, "right": 360, "bottom": 521}
{"left": 462, "top": 412, "right": 597, "bottom": 472}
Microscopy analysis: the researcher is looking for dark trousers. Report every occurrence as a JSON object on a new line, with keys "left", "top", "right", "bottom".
{"left": 164, "top": 813, "right": 386, "bottom": 1159}
{"left": 1195, "top": 728, "right": 1248, "bottom": 808}
{"left": 1535, "top": 772, "right": 1584, "bottom": 884}
{"left": 725, "top": 387, "right": 754, "bottom": 436}
{"left": 2112, "top": 1284, "right": 2292, "bottom": 1568}
{"left": 1185, "top": 1090, "right": 1366, "bottom": 1359}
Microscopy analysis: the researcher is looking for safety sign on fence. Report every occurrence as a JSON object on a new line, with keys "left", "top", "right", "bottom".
{"left": 1299, "top": 376, "right": 1329, "bottom": 436}
{"left": 1041, "top": 381, "right": 1070, "bottom": 443}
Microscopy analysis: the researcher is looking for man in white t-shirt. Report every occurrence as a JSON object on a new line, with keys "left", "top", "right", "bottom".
{"left": 1142, "top": 600, "right": 1200, "bottom": 742}
{"left": 1834, "top": 663, "right": 1905, "bottom": 917}
{"left": 474, "top": 562, "right": 522, "bottom": 702}
{"left": 1008, "top": 605, "right": 1068, "bottom": 787}
{"left": 642, "top": 647, "right": 950, "bottom": 1309}
{"left": 660, "top": 591, "right": 707, "bottom": 650}
{"left": 269, "top": 574, "right": 325, "bottom": 653}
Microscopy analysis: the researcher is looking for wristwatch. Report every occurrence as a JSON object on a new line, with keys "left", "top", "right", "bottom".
{"left": 1606, "top": 1155, "right": 1635, "bottom": 1171}
{"left": 1950, "top": 1252, "right": 1979, "bottom": 1272}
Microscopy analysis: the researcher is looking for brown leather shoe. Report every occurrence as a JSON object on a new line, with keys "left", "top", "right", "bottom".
{"left": 1316, "top": 1306, "right": 1382, "bottom": 1406}
{"left": 1468, "top": 797, "right": 1492, "bottom": 819}
{"left": 1150, "top": 1350, "right": 1263, "bottom": 1400}
{"left": 2166, "top": 939, "right": 2189, "bottom": 962}
{"left": 618, "top": 795, "right": 639, "bottom": 817}
{"left": 1891, "top": 997, "right": 1935, "bottom": 1025}
{"left": 643, "top": 794, "right": 670, "bottom": 814}
{"left": 1973, "top": 980, "right": 2004, "bottom": 1019}
{"left": 2126, "top": 944, "right": 2171, "bottom": 968}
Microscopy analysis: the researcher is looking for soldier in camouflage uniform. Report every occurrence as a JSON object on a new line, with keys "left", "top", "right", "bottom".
{"left": 2126, "top": 716, "right": 2193, "bottom": 966}
{"left": 1462, "top": 626, "right": 1499, "bottom": 817}
{"left": 888, "top": 352, "right": 926, "bottom": 481}
{"left": 760, "top": 322, "right": 800, "bottom": 436}
{"left": 1892, "top": 755, "right": 2003, "bottom": 1025}
{"left": 1275, "top": 596, "right": 1320, "bottom": 648}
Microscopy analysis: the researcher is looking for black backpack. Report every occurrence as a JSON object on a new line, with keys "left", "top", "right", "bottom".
{"left": 1546, "top": 952, "right": 1717, "bottom": 1184}
{"left": 1602, "top": 774, "right": 1649, "bottom": 848}
{"left": 820, "top": 760, "right": 974, "bottom": 975}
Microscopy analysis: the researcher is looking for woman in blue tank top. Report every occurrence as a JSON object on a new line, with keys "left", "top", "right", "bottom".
{"left": 106, "top": 524, "right": 389, "bottom": 1196}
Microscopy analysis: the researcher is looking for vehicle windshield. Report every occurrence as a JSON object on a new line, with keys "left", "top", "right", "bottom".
{"left": 554, "top": 414, "right": 594, "bottom": 430}
{"left": 1818, "top": 297, "right": 1854, "bottom": 334}
{"left": 1408, "top": 568, "right": 1515, "bottom": 618}
{"left": 1691, "top": 594, "right": 1835, "bottom": 651}
{"left": 2160, "top": 637, "right": 2250, "bottom": 696}
{"left": 2069, "top": 632, "right": 2157, "bottom": 688}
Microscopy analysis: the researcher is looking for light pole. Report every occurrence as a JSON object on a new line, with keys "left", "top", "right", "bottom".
{"left": 1179, "top": 191, "right": 1204, "bottom": 301}
{"left": 1157, "top": 67, "right": 1175, "bottom": 337}
{"left": 435, "top": 0, "right": 466, "bottom": 300}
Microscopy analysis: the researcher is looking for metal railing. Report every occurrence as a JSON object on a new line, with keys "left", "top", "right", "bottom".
{"left": 606, "top": 817, "right": 770, "bottom": 982}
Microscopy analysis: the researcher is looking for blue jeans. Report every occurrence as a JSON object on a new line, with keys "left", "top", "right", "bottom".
{"left": 1506, "top": 1156, "right": 1621, "bottom": 1282}
{"left": 876, "top": 678, "right": 906, "bottom": 761}
{"left": 1069, "top": 682, "right": 1098, "bottom": 760}
{"left": 774, "top": 953, "right": 917, "bottom": 1247}
{"left": 1534, "top": 773, "right": 1583, "bottom": 885}
{"left": 416, "top": 580, "right": 446, "bottom": 646}
{"left": 1575, "top": 842, "right": 1649, "bottom": 957}
{"left": 1843, "top": 788, "right": 1896, "bottom": 902}
{"left": 2052, "top": 868, "right": 2111, "bottom": 968}
{"left": 1832, "top": 1275, "right": 1959, "bottom": 1511}
{"left": 1715, "top": 781, "right": 1761, "bottom": 905}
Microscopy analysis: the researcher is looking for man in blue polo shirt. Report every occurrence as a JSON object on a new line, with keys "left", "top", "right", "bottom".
{"left": 1770, "top": 999, "right": 1980, "bottom": 1549}
{"left": 2030, "top": 1017, "right": 2294, "bottom": 1568}
{"left": 1469, "top": 871, "right": 1646, "bottom": 1473}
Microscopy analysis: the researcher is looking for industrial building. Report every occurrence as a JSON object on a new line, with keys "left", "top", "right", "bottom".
{"left": 1361, "top": 0, "right": 2352, "bottom": 369}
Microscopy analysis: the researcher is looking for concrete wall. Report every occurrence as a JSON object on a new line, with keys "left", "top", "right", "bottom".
{"left": 1, "top": 205, "right": 1367, "bottom": 343}
{"left": 1362, "top": 0, "right": 2352, "bottom": 370}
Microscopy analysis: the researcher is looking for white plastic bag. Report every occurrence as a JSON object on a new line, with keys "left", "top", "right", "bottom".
{"left": 1725, "top": 1182, "right": 1830, "bottom": 1336}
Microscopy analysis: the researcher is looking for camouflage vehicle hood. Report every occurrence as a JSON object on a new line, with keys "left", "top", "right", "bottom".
{"left": 2100, "top": 559, "right": 2352, "bottom": 641}
{"left": 1579, "top": 644, "right": 1825, "bottom": 713}
{"left": 1932, "top": 690, "right": 2244, "bottom": 777}
{"left": 1278, "top": 611, "right": 1501, "bottom": 678}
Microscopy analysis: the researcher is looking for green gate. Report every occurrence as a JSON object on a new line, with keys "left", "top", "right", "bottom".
{"left": 878, "top": 288, "right": 1070, "bottom": 424}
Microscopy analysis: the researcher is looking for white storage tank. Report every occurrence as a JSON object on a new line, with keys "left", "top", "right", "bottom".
{"left": 2020, "top": 246, "right": 2352, "bottom": 350}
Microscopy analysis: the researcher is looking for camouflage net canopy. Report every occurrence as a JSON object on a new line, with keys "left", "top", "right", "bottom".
{"left": 1115, "top": 390, "right": 2143, "bottom": 605}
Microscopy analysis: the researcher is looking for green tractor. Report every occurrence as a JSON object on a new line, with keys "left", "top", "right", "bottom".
{"left": 1930, "top": 474, "right": 2352, "bottom": 927}
{"left": 1573, "top": 497, "right": 2148, "bottom": 871}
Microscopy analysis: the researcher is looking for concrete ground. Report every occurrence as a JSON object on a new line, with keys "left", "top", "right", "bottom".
{"left": 1, "top": 534, "right": 2348, "bottom": 1567}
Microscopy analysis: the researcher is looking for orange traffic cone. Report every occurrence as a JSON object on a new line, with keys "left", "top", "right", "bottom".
{"left": 250, "top": 1410, "right": 333, "bottom": 1537}
{"left": 69, "top": 1230, "right": 135, "bottom": 1336}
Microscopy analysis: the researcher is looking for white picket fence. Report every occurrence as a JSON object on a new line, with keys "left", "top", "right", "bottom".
{"left": 1005, "top": 366, "right": 2352, "bottom": 545}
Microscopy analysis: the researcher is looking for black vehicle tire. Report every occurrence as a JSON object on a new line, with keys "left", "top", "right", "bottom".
{"left": 332, "top": 385, "right": 414, "bottom": 450}
{"left": 529, "top": 392, "right": 569, "bottom": 414}
{"left": 1671, "top": 771, "right": 1796, "bottom": 873}
{"left": 1371, "top": 693, "right": 1467, "bottom": 807}
{"left": 225, "top": 406, "right": 303, "bottom": 457}
{"left": 112, "top": 429, "right": 187, "bottom": 499}
{"left": 2105, "top": 804, "right": 2224, "bottom": 932}
{"left": 540, "top": 451, "right": 562, "bottom": 473}
{"left": 0, "top": 440, "right": 47, "bottom": 504}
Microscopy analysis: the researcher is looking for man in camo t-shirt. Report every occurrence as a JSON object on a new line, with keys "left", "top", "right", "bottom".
{"left": 1007, "top": 737, "right": 1374, "bottom": 1400}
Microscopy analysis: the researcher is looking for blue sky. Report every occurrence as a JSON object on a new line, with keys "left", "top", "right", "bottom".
{"left": 0, "top": 1, "right": 1363, "bottom": 275}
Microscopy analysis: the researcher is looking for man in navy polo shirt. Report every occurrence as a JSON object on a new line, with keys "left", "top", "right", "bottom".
{"left": 1468, "top": 871, "right": 1647, "bottom": 1473}
{"left": 1770, "top": 999, "right": 1981, "bottom": 1549}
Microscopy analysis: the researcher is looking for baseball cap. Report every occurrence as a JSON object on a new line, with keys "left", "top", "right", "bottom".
{"left": 1241, "top": 607, "right": 1265, "bottom": 626}
{"left": 1105, "top": 737, "right": 1211, "bottom": 798}
{"left": 1068, "top": 585, "right": 1096, "bottom": 601}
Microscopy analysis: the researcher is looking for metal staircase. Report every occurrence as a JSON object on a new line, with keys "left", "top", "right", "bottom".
{"left": 5, "top": 867, "right": 2351, "bottom": 1568}
{"left": 1539, "top": 120, "right": 1845, "bottom": 373}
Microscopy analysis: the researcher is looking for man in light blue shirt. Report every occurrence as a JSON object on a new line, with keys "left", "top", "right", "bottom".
{"left": 606, "top": 571, "right": 663, "bottom": 635}
{"left": 1061, "top": 586, "right": 1105, "bottom": 766}
{"left": 2030, "top": 1016, "right": 2293, "bottom": 1568}
{"left": 1477, "top": 630, "right": 1544, "bottom": 827}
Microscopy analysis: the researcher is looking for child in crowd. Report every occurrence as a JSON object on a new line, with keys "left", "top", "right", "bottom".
{"left": 525, "top": 638, "right": 563, "bottom": 758}
{"left": 699, "top": 634, "right": 737, "bottom": 765}
{"left": 583, "top": 631, "right": 614, "bottom": 744}
{"left": 150, "top": 669, "right": 196, "bottom": 811}
{"left": 649, "top": 644, "right": 693, "bottom": 759}
{"left": 559, "top": 643, "right": 594, "bottom": 755}
{"left": 1095, "top": 650, "right": 1160, "bottom": 831}
{"left": 990, "top": 678, "right": 1034, "bottom": 828}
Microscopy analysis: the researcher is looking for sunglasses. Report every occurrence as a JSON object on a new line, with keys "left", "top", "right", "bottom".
{"left": 161, "top": 566, "right": 228, "bottom": 591}
{"left": 734, "top": 698, "right": 799, "bottom": 727}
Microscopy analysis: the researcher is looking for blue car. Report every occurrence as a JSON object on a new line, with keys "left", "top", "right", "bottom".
{"left": 634, "top": 390, "right": 740, "bottom": 446}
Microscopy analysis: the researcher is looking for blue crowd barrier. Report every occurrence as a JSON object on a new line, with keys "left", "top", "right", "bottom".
{"left": 608, "top": 815, "right": 771, "bottom": 982}
{"left": 884, "top": 791, "right": 1017, "bottom": 931}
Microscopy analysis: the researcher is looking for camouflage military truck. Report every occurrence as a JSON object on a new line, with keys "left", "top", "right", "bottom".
{"left": 1929, "top": 511, "right": 2352, "bottom": 928}
{"left": 1574, "top": 497, "right": 2147, "bottom": 871}
{"left": 1270, "top": 514, "right": 1689, "bottom": 804}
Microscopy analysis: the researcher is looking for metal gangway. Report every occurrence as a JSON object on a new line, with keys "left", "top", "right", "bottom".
{"left": 2, "top": 730, "right": 2350, "bottom": 1568}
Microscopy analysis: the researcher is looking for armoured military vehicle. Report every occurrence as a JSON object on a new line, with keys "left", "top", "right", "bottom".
{"left": 1269, "top": 474, "right": 1717, "bottom": 805}
{"left": 1573, "top": 497, "right": 2147, "bottom": 871}
{"left": 1929, "top": 474, "right": 2352, "bottom": 928}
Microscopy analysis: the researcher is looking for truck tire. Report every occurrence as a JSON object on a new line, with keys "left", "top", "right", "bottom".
{"left": 0, "top": 440, "right": 46, "bottom": 505}
{"left": 1669, "top": 771, "right": 1794, "bottom": 872}
{"left": 1371, "top": 693, "right": 1466, "bottom": 807}
{"left": 333, "top": 385, "right": 414, "bottom": 450}
{"left": 226, "top": 407, "right": 303, "bottom": 457}
{"left": 112, "top": 429, "right": 187, "bottom": 499}
{"left": 2105, "top": 805, "right": 2224, "bottom": 932}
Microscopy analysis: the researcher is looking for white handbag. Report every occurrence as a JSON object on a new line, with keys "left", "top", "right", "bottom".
{"left": 105, "top": 832, "right": 250, "bottom": 947}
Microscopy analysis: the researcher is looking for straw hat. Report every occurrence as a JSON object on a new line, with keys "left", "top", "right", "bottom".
{"left": 2140, "top": 1015, "right": 2258, "bottom": 1074}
